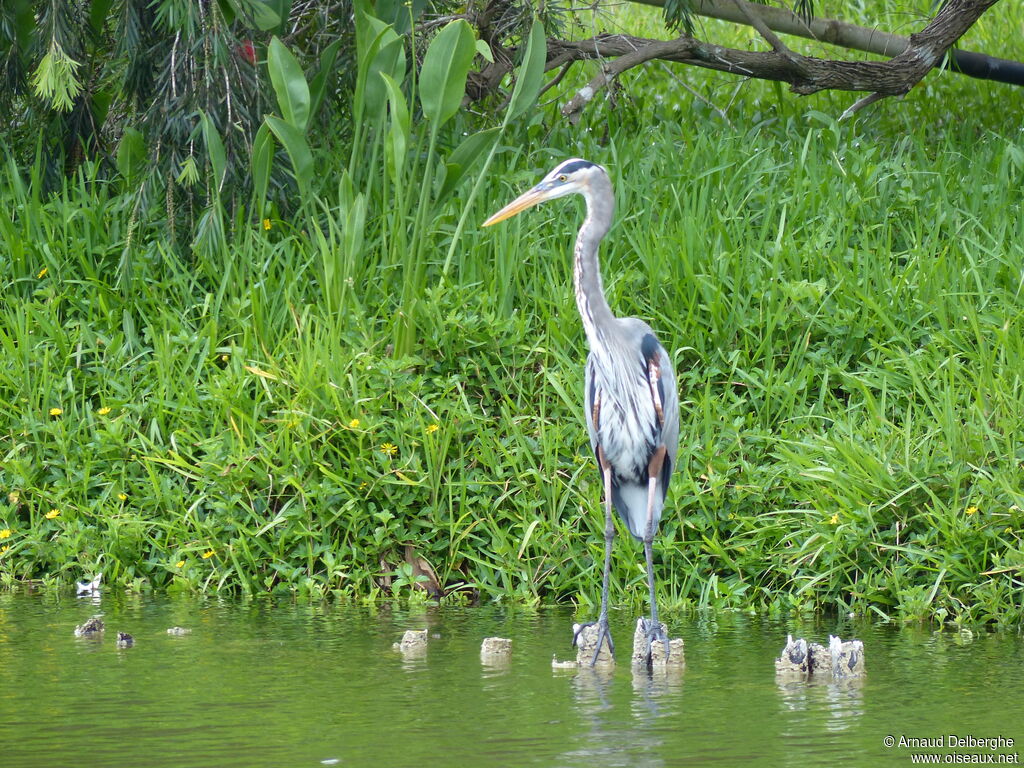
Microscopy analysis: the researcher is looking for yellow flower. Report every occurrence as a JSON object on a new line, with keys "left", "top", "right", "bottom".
{"left": 45, "top": 509, "right": 60, "bottom": 519}
{"left": 348, "top": 418, "right": 361, "bottom": 429}
{"left": 380, "top": 442, "right": 398, "bottom": 456}
{"left": 425, "top": 423, "right": 439, "bottom": 434}
{"left": 202, "top": 550, "right": 215, "bottom": 559}
{"left": 965, "top": 506, "right": 978, "bottom": 516}
{"left": 97, "top": 407, "right": 111, "bottom": 416}
{"left": 0, "top": 529, "right": 11, "bottom": 539}
{"left": 8, "top": 492, "right": 19, "bottom": 505}
{"left": 358, "top": 481, "right": 369, "bottom": 491}
{"left": 175, "top": 560, "right": 185, "bottom": 568}
{"left": 1006, "top": 527, "right": 1014, "bottom": 534}
{"left": 221, "top": 354, "right": 229, "bottom": 362}
{"left": 0, "top": 545, "right": 8, "bottom": 554}
{"left": 828, "top": 514, "right": 839, "bottom": 525}
{"left": 117, "top": 493, "right": 127, "bottom": 501}
{"left": 37, "top": 266, "right": 47, "bottom": 278}
{"left": 49, "top": 407, "right": 63, "bottom": 416}
{"left": 262, "top": 218, "right": 272, "bottom": 231}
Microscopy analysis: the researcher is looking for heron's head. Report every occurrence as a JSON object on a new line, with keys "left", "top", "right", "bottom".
{"left": 482, "top": 159, "right": 607, "bottom": 226}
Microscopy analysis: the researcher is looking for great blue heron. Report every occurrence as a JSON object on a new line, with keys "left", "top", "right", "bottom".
{"left": 483, "top": 158, "right": 680, "bottom": 665}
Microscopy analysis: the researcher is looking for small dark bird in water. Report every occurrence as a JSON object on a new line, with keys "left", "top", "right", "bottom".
{"left": 74, "top": 616, "right": 105, "bottom": 637}
{"left": 116, "top": 632, "right": 134, "bottom": 648}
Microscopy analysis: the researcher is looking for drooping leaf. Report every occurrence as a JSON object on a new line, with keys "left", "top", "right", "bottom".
{"left": 419, "top": 20, "right": 477, "bottom": 128}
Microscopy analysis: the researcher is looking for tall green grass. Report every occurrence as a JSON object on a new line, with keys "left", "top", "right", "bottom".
{"left": 1, "top": 1, "right": 1023, "bottom": 626}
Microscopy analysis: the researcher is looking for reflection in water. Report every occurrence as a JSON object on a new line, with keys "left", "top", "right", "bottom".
{"left": 775, "top": 676, "right": 866, "bottom": 730}
{"left": 550, "top": 663, "right": 688, "bottom": 768}
{"left": 0, "top": 596, "right": 1021, "bottom": 768}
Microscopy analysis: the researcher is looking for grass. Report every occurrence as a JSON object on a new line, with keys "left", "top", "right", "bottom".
{"left": 1, "top": 1, "right": 1023, "bottom": 627}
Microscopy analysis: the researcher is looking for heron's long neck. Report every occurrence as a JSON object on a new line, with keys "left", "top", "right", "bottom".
{"left": 573, "top": 176, "right": 616, "bottom": 349}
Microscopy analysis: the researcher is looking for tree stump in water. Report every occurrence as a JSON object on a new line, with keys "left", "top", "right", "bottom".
{"left": 480, "top": 637, "right": 512, "bottom": 660}
{"left": 571, "top": 623, "right": 615, "bottom": 667}
{"left": 775, "top": 634, "right": 865, "bottom": 679}
{"left": 393, "top": 629, "right": 428, "bottom": 655}
{"left": 630, "top": 619, "right": 685, "bottom": 668}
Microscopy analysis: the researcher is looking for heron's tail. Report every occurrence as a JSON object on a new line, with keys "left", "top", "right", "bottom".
{"left": 611, "top": 481, "right": 662, "bottom": 541}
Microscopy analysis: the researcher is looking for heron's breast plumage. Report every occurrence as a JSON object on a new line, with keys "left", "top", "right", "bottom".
{"left": 589, "top": 360, "right": 659, "bottom": 482}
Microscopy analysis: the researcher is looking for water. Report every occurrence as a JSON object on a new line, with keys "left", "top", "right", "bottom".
{"left": 1, "top": 592, "right": 1021, "bottom": 767}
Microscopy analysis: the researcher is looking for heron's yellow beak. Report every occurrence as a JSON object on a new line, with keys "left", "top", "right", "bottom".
{"left": 482, "top": 186, "right": 552, "bottom": 227}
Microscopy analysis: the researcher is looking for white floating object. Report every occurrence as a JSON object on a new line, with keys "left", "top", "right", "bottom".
{"left": 76, "top": 574, "right": 102, "bottom": 595}
{"left": 166, "top": 626, "right": 192, "bottom": 636}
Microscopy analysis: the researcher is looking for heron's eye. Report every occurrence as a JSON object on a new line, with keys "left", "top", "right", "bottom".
{"left": 558, "top": 174, "right": 568, "bottom": 182}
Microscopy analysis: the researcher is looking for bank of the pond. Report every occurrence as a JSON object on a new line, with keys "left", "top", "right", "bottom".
{"left": 3, "top": 7, "right": 1024, "bottom": 625}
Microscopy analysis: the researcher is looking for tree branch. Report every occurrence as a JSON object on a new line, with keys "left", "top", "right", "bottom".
{"left": 549, "top": 0, "right": 1000, "bottom": 119}
{"left": 637, "top": 0, "right": 1024, "bottom": 86}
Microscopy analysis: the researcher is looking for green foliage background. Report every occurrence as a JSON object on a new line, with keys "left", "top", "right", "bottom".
{"left": 1, "top": 0, "right": 1023, "bottom": 627}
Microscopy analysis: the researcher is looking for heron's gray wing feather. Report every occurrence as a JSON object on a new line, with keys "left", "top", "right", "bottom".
{"left": 584, "top": 353, "right": 600, "bottom": 461}
{"left": 657, "top": 345, "right": 680, "bottom": 471}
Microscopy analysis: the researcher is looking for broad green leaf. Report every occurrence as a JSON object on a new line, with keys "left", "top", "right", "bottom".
{"left": 227, "top": 0, "right": 281, "bottom": 30}
{"left": 353, "top": 14, "right": 396, "bottom": 128}
{"left": 251, "top": 122, "right": 274, "bottom": 207}
{"left": 268, "top": 36, "right": 310, "bottom": 132}
{"left": 116, "top": 127, "right": 146, "bottom": 185}
{"left": 475, "top": 39, "right": 493, "bottom": 63}
{"left": 380, "top": 73, "right": 410, "bottom": 183}
{"left": 200, "top": 111, "right": 227, "bottom": 195}
{"left": 89, "top": 0, "right": 114, "bottom": 35}
{"left": 265, "top": 115, "right": 313, "bottom": 196}
{"left": 435, "top": 127, "right": 500, "bottom": 206}
{"left": 419, "top": 20, "right": 476, "bottom": 127}
{"left": 375, "top": 0, "right": 426, "bottom": 34}
{"left": 309, "top": 39, "right": 342, "bottom": 124}
{"left": 507, "top": 19, "right": 546, "bottom": 121}
{"left": 365, "top": 31, "right": 405, "bottom": 118}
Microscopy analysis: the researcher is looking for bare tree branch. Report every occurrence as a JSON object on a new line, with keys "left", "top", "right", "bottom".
{"left": 639, "top": 0, "right": 1024, "bottom": 86}
{"left": 547, "top": 0, "right": 1000, "bottom": 119}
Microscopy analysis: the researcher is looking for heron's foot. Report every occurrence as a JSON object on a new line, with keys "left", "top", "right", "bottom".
{"left": 572, "top": 616, "right": 615, "bottom": 665}
{"left": 640, "top": 616, "right": 670, "bottom": 665}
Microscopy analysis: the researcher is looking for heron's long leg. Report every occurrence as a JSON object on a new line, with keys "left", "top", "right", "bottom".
{"left": 642, "top": 445, "right": 669, "bottom": 665}
{"left": 590, "top": 449, "right": 616, "bottom": 665}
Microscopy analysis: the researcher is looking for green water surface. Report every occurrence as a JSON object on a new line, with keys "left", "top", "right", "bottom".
{"left": 0, "top": 592, "right": 1021, "bottom": 767}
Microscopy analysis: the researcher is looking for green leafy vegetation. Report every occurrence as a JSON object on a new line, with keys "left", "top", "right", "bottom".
{"left": 1, "top": 1, "right": 1023, "bottom": 628}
